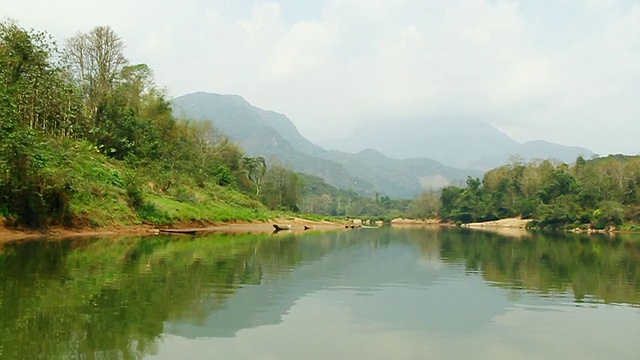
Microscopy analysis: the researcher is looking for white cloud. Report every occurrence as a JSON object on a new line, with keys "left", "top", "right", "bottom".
{"left": 1, "top": 0, "right": 639, "bottom": 155}
{"left": 264, "top": 20, "right": 336, "bottom": 81}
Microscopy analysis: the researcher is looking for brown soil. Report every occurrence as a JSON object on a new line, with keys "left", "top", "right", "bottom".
{"left": 0, "top": 218, "right": 347, "bottom": 245}
{"left": 390, "top": 218, "right": 441, "bottom": 225}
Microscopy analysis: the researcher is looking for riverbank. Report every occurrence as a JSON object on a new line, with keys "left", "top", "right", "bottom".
{"left": 389, "top": 217, "right": 532, "bottom": 238}
{"left": 0, "top": 217, "right": 347, "bottom": 244}
{"left": 462, "top": 217, "right": 532, "bottom": 229}
{"left": 390, "top": 218, "right": 441, "bottom": 226}
{"left": 459, "top": 218, "right": 532, "bottom": 238}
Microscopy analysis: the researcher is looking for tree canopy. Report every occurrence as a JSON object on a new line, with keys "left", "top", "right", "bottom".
{"left": 434, "top": 156, "right": 640, "bottom": 230}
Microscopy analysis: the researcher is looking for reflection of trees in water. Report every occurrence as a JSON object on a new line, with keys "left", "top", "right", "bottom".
{"left": 434, "top": 229, "right": 640, "bottom": 306}
{"left": 0, "top": 234, "right": 298, "bottom": 359}
{"left": 0, "top": 232, "right": 367, "bottom": 359}
{"left": 1, "top": 229, "right": 638, "bottom": 358}
{"left": 361, "top": 227, "right": 640, "bottom": 306}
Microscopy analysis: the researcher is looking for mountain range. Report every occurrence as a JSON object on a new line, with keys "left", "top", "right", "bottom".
{"left": 172, "top": 92, "right": 593, "bottom": 198}
{"left": 321, "top": 118, "right": 594, "bottom": 170}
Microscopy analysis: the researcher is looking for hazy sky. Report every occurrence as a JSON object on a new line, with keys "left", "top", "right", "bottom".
{"left": 2, "top": 0, "right": 639, "bottom": 155}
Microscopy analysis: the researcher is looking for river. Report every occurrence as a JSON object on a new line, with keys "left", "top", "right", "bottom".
{"left": 0, "top": 227, "right": 638, "bottom": 359}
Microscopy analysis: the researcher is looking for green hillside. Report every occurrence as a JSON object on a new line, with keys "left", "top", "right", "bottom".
{"left": 0, "top": 23, "right": 304, "bottom": 228}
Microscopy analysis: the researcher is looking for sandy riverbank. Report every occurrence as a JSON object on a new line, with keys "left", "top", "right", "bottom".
{"left": 461, "top": 217, "right": 532, "bottom": 238}
{"left": 0, "top": 217, "right": 347, "bottom": 245}
{"left": 389, "top": 217, "right": 532, "bottom": 238}
{"left": 462, "top": 218, "right": 532, "bottom": 229}
{"left": 174, "top": 218, "right": 346, "bottom": 235}
{"left": 390, "top": 218, "right": 441, "bottom": 225}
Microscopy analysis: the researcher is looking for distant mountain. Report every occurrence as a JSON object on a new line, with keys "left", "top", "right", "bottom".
{"left": 318, "top": 149, "right": 470, "bottom": 198}
{"left": 172, "top": 92, "right": 326, "bottom": 156}
{"left": 172, "top": 92, "right": 476, "bottom": 198}
{"left": 173, "top": 92, "right": 372, "bottom": 194}
{"left": 321, "top": 118, "right": 594, "bottom": 170}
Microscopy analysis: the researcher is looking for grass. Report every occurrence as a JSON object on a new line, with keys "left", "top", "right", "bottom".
{"left": 145, "top": 194, "right": 270, "bottom": 225}
{"left": 37, "top": 140, "right": 138, "bottom": 227}
{"left": 24, "top": 139, "right": 277, "bottom": 229}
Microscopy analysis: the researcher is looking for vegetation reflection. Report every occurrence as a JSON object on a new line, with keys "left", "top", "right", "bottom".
{"left": 413, "top": 228, "right": 640, "bottom": 305}
{"left": 0, "top": 229, "right": 639, "bottom": 359}
{"left": 0, "top": 233, "right": 307, "bottom": 359}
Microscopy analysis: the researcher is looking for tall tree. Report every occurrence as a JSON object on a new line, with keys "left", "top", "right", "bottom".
{"left": 64, "top": 26, "right": 127, "bottom": 124}
{"left": 0, "top": 21, "right": 81, "bottom": 137}
{"left": 261, "top": 164, "right": 302, "bottom": 211}
{"left": 243, "top": 156, "right": 267, "bottom": 195}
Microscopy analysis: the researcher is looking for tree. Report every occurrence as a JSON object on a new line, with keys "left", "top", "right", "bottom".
{"left": 0, "top": 21, "right": 82, "bottom": 137}
{"left": 439, "top": 185, "right": 463, "bottom": 222}
{"left": 0, "top": 21, "right": 77, "bottom": 226}
{"left": 64, "top": 26, "right": 127, "bottom": 124}
{"left": 243, "top": 156, "right": 266, "bottom": 195}
{"left": 538, "top": 168, "right": 579, "bottom": 204}
{"left": 592, "top": 201, "right": 624, "bottom": 230}
{"left": 409, "top": 190, "right": 441, "bottom": 219}
{"left": 261, "top": 164, "right": 302, "bottom": 211}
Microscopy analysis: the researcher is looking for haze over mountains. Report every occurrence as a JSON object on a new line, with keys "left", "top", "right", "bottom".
{"left": 321, "top": 118, "right": 594, "bottom": 170}
{"left": 173, "top": 92, "right": 593, "bottom": 198}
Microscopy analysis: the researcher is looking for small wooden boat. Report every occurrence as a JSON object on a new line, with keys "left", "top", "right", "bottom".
{"left": 273, "top": 224, "right": 292, "bottom": 231}
{"left": 159, "top": 229, "right": 200, "bottom": 235}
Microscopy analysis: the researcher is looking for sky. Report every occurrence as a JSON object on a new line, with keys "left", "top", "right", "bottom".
{"left": 2, "top": 0, "right": 639, "bottom": 156}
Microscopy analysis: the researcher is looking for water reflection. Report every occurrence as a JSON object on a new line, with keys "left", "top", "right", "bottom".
{"left": 0, "top": 228, "right": 639, "bottom": 359}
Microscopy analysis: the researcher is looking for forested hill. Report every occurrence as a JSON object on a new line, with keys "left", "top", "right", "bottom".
{"left": 173, "top": 92, "right": 478, "bottom": 198}
{"left": 0, "top": 22, "right": 310, "bottom": 228}
{"left": 172, "top": 92, "right": 374, "bottom": 195}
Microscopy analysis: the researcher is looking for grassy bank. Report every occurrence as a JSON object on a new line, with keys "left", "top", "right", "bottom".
{"left": 0, "top": 138, "right": 277, "bottom": 232}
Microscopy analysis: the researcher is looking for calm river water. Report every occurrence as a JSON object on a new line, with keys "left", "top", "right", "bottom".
{"left": 1, "top": 227, "right": 639, "bottom": 359}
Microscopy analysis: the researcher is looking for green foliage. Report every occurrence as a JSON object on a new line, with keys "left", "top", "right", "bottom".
{"left": 435, "top": 155, "right": 640, "bottom": 230}
{"left": 592, "top": 201, "right": 624, "bottom": 230}
{"left": 0, "top": 126, "right": 73, "bottom": 227}
{"left": 0, "top": 21, "right": 287, "bottom": 228}
{"left": 298, "top": 173, "right": 411, "bottom": 217}
{"left": 261, "top": 164, "right": 302, "bottom": 211}
{"left": 212, "top": 165, "right": 236, "bottom": 187}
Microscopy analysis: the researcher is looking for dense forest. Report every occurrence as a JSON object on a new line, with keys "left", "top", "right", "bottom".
{"left": 0, "top": 21, "right": 313, "bottom": 228}
{"left": 430, "top": 155, "right": 640, "bottom": 230}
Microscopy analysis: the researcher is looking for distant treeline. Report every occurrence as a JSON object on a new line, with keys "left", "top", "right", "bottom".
{"left": 425, "top": 155, "right": 640, "bottom": 230}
